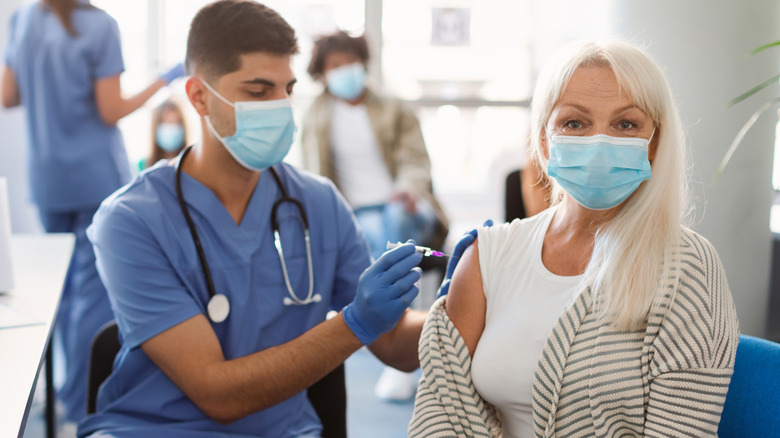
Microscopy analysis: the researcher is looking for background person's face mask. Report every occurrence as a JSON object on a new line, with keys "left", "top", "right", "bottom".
{"left": 547, "top": 133, "right": 653, "bottom": 210}
{"left": 326, "top": 63, "right": 367, "bottom": 101}
{"left": 156, "top": 123, "right": 185, "bottom": 152}
{"left": 201, "top": 79, "right": 296, "bottom": 171}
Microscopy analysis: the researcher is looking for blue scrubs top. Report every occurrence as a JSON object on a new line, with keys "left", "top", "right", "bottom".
{"left": 79, "top": 161, "right": 371, "bottom": 437}
{"left": 5, "top": 1, "right": 130, "bottom": 211}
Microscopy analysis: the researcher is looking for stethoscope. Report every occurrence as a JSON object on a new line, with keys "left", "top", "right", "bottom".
{"left": 175, "top": 145, "right": 320, "bottom": 323}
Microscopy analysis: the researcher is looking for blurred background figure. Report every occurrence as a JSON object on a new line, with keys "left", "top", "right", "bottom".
{"left": 1, "top": 0, "right": 184, "bottom": 427}
{"left": 302, "top": 31, "right": 448, "bottom": 259}
{"left": 301, "top": 30, "right": 448, "bottom": 402}
{"left": 138, "top": 98, "right": 189, "bottom": 172}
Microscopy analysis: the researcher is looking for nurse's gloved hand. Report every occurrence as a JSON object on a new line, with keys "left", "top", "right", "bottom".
{"left": 343, "top": 242, "right": 423, "bottom": 345}
{"left": 160, "top": 62, "right": 186, "bottom": 85}
{"left": 437, "top": 219, "right": 494, "bottom": 298}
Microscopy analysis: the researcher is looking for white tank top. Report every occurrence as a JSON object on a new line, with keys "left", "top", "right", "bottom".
{"left": 472, "top": 207, "right": 584, "bottom": 438}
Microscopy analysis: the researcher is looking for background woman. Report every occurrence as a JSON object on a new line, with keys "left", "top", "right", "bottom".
{"left": 139, "top": 98, "right": 189, "bottom": 171}
{"left": 410, "top": 39, "right": 739, "bottom": 437}
{"left": 1, "top": 0, "right": 183, "bottom": 424}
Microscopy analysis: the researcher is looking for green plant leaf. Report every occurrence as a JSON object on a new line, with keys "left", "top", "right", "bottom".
{"left": 750, "top": 40, "right": 780, "bottom": 56}
{"left": 725, "top": 74, "right": 780, "bottom": 109}
{"left": 713, "top": 97, "right": 780, "bottom": 184}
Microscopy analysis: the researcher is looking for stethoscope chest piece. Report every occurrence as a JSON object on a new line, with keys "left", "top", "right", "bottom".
{"left": 207, "top": 293, "right": 230, "bottom": 323}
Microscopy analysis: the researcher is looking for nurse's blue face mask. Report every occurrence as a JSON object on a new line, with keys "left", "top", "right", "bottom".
{"left": 546, "top": 131, "right": 654, "bottom": 210}
{"left": 326, "top": 63, "right": 367, "bottom": 101}
{"left": 200, "top": 78, "right": 296, "bottom": 171}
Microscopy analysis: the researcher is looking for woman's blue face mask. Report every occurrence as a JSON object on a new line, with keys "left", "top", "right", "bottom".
{"left": 546, "top": 132, "right": 654, "bottom": 210}
{"left": 200, "top": 78, "right": 296, "bottom": 171}
{"left": 155, "top": 123, "right": 185, "bottom": 152}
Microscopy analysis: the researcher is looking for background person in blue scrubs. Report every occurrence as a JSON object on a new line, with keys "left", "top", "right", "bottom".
{"left": 78, "top": 1, "right": 427, "bottom": 436}
{"left": 1, "top": 0, "right": 184, "bottom": 424}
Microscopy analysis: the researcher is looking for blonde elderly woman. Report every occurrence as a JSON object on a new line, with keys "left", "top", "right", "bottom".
{"left": 409, "top": 39, "right": 739, "bottom": 438}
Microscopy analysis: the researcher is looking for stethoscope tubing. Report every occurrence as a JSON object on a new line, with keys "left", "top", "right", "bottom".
{"left": 176, "top": 146, "right": 218, "bottom": 302}
{"left": 175, "top": 145, "right": 319, "bottom": 323}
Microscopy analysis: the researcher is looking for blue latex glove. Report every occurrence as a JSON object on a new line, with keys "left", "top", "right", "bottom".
{"left": 437, "top": 219, "right": 494, "bottom": 298}
{"left": 343, "top": 242, "right": 423, "bottom": 345}
{"left": 160, "top": 62, "right": 186, "bottom": 85}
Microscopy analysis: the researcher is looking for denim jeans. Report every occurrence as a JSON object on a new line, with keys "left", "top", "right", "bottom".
{"left": 354, "top": 199, "right": 437, "bottom": 261}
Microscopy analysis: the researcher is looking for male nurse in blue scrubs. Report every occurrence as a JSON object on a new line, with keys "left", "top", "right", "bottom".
{"left": 78, "top": 1, "right": 427, "bottom": 437}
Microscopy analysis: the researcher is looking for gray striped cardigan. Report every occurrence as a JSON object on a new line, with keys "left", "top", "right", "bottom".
{"left": 409, "top": 228, "right": 739, "bottom": 437}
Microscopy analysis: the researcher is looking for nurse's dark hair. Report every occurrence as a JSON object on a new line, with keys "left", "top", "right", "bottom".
{"left": 43, "top": 0, "right": 94, "bottom": 37}
{"left": 186, "top": 0, "right": 298, "bottom": 80}
{"left": 307, "top": 31, "right": 370, "bottom": 79}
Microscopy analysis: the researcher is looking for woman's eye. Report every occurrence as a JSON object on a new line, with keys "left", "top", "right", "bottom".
{"left": 564, "top": 120, "right": 582, "bottom": 129}
{"left": 619, "top": 120, "right": 636, "bottom": 130}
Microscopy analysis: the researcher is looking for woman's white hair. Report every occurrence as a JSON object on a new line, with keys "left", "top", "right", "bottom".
{"left": 529, "top": 39, "right": 688, "bottom": 330}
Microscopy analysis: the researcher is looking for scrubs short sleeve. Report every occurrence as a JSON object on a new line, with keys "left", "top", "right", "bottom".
{"left": 330, "top": 182, "right": 373, "bottom": 311}
{"left": 89, "top": 202, "right": 202, "bottom": 349}
{"left": 89, "top": 15, "right": 124, "bottom": 79}
{"left": 5, "top": 10, "right": 19, "bottom": 70}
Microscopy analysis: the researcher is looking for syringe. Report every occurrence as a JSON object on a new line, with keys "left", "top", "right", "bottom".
{"left": 386, "top": 241, "right": 446, "bottom": 257}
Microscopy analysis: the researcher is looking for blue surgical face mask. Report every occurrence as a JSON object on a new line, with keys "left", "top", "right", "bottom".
{"left": 547, "top": 133, "right": 653, "bottom": 210}
{"left": 326, "top": 63, "right": 367, "bottom": 101}
{"left": 200, "top": 79, "right": 296, "bottom": 171}
{"left": 156, "top": 123, "right": 185, "bottom": 152}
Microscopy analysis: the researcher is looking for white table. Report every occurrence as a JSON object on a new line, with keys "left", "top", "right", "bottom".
{"left": 0, "top": 234, "right": 74, "bottom": 438}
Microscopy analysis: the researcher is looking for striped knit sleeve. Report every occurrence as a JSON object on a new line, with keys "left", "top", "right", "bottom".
{"left": 644, "top": 230, "right": 739, "bottom": 437}
{"left": 408, "top": 297, "right": 502, "bottom": 437}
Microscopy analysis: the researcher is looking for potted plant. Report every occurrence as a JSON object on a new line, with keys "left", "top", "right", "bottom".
{"left": 715, "top": 40, "right": 780, "bottom": 182}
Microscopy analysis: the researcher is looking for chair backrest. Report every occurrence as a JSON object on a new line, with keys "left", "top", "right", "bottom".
{"left": 87, "top": 320, "right": 121, "bottom": 414}
{"left": 718, "top": 334, "right": 780, "bottom": 438}
{"left": 86, "top": 320, "right": 348, "bottom": 438}
{"left": 505, "top": 169, "right": 526, "bottom": 222}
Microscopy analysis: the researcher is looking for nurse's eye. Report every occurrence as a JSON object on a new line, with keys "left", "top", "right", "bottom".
{"left": 618, "top": 120, "right": 638, "bottom": 130}
{"left": 247, "top": 90, "right": 268, "bottom": 98}
{"left": 563, "top": 120, "right": 583, "bottom": 130}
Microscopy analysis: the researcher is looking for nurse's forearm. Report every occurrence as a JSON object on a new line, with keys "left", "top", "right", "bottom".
{"left": 369, "top": 309, "right": 425, "bottom": 372}
{"left": 94, "top": 74, "right": 166, "bottom": 125}
{"left": 142, "top": 312, "right": 363, "bottom": 425}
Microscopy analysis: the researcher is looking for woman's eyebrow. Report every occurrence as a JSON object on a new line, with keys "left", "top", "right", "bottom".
{"left": 556, "top": 102, "right": 591, "bottom": 114}
{"left": 614, "top": 104, "right": 644, "bottom": 115}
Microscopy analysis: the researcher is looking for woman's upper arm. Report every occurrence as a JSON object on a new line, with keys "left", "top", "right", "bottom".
{"left": 94, "top": 74, "right": 122, "bottom": 125}
{"left": 445, "top": 240, "right": 486, "bottom": 357}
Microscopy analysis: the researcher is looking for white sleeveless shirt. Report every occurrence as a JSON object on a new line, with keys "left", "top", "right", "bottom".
{"left": 471, "top": 207, "right": 584, "bottom": 438}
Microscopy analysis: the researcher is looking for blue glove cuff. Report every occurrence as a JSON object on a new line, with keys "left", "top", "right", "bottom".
{"left": 343, "top": 304, "right": 379, "bottom": 345}
{"left": 160, "top": 63, "right": 185, "bottom": 85}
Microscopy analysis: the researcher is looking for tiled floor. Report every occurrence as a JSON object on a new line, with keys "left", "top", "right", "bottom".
{"left": 22, "top": 348, "right": 418, "bottom": 438}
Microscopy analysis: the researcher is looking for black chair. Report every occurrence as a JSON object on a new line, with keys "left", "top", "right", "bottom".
{"left": 87, "top": 321, "right": 348, "bottom": 438}
{"left": 505, "top": 169, "right": 526, "bottom": 222}
{"left": 86, "top": 321, "right": 121, "bottom": 414}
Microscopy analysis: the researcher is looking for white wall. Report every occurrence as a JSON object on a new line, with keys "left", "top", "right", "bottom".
{"left": 608, "top": 0, "right": 780, "bottom": 336}
{"left": 0, "top": 0, "right": 43, "bottom": 234}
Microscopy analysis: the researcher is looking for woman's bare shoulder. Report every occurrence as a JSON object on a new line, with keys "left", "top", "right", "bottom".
{"left": 445, "top": 240, "right": 486, "bottom": 357}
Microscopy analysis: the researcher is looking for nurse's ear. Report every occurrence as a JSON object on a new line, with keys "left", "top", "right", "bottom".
{"left": 185, "top": 77, "right": 209, "bottom": 117}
